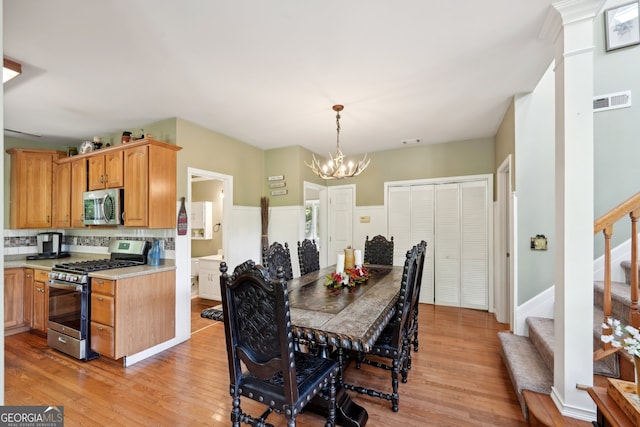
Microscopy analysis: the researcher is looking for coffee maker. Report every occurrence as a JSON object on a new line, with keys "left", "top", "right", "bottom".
{"left": 27, "top": 232, "right": 70, "bottom": 260}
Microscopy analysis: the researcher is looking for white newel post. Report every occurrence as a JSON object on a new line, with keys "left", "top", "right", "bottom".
{"left": 545, "top": 0, "right": 603, "bottom": 420}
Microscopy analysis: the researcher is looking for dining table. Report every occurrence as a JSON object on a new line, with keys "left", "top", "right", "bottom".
{"left": 288, "top": 264, "right": 404, "bottom": 427}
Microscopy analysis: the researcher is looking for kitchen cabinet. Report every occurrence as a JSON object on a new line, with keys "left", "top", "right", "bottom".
{"left": 70, "top": 158, "right": 88, "bottom": 227}
{"left": 23, "top": 269, "right": 33, "bottom": 328}
{"left": 198, "top": 256, "right": 222, "bottom": 300}
{"left": 88, "top": 151, "right": 123, "bottom": 190}
{"left": 4, "top": 268, "right": 26, "bottom": 335}
{"left": 51, "top": 160, "right": 72, "bottom": 228}
{"left": 191, "top": 201, "right": 213, "bottom": 239}
{"left": 123, "top": 141, "right": 180, "bottom": 228}
{"left": 32, "top": 269, "right": 50, "bottom": 335}
{"left": 90, "top": 271, "right": 175, "bottom": 360}
{"left": 6, "top": 148, "right": 65, "bottom": 229}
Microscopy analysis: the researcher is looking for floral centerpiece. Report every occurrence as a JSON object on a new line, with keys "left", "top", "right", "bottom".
{"left": 601, "top": 317, "right": 640, "bottom": 395}
{"left": 324, "top": 265, "right": 369, "bottom": 288}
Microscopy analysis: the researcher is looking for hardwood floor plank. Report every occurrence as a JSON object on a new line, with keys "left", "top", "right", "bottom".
{"left": 4, "top": 301, "right": 591, "bottom": 426}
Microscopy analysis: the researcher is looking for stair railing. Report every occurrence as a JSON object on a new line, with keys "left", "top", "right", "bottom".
{"left": 594, "top": 192, "right": 640, "bottom": 356}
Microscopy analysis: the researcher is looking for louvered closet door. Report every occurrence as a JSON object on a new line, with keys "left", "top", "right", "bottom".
{"left": 434, "top": 183, "right": 461, "bottom": 307}
{"left": 388, "top": 186, "right": 412, "bottom": 266}
{"left": 460, "top": 181, "right": 488, "bottom": 309}
{"left": 410, "top": 185, "right": 434, "bottom": 304}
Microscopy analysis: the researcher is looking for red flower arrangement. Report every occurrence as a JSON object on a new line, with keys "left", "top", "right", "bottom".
{"left": 324, "top": 266, "right": 369, "bottom": 288}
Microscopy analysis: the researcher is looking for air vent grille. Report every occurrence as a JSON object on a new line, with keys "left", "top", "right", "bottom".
{"left": 593, "top": 90, "right": 631, "bottom": 112}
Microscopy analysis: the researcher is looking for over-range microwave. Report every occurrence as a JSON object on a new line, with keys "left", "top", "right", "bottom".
{"left": 83, "top": 189, "right": 124, "bottom": 226}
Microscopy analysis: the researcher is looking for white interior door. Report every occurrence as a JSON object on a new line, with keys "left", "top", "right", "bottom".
{"left": 410, "top": 185, "right": 435, "bottom": 304}
{"left": 388, "top": 186, "right": 411, "bottom": 266}
{"left": 460, "top": 181, "right": 488, "bottom": 309}
{"left": 328, "top": 186, "right": 353, "bottom": 264}
{"left": 435, "top": 183, "right": 461, "bottom": 306}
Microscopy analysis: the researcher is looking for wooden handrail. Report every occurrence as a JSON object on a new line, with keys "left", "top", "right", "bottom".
{"left": 594, "top": 192, "right": 640, "bottom": 361}
{"left": 594, "top": 192, "right": 640, "bottom": 234}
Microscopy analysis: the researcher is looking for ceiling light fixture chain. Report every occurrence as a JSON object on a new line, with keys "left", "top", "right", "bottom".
{"left": 305, "top": 104, "right": 370, "bottom": 180}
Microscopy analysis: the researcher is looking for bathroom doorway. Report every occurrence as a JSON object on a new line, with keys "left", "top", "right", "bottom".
{"left": 188, "top": 167, "right": 233, "bottom": 299}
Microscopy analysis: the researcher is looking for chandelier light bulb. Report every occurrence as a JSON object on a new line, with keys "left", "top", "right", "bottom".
{"left": 305, "top": 104, "right": 370, "bottom": 180}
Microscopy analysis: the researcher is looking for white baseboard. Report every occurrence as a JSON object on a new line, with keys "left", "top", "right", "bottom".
{"left": 514, "top": 285, "right": 555, "bottom": 336}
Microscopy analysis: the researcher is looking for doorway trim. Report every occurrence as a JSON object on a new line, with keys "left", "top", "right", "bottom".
{"left": 496, "top": 155, "right": 515, "bottom": 327}
{"left": 187, "top": 167, "right": 233, "bottom": 270}
{"left": 303, "top": 181, "right": 328, "bottom": 267}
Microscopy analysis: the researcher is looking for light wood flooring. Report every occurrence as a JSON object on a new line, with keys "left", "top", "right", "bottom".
{"left": 5, "top": 300, "right": 595, "bottom": 426}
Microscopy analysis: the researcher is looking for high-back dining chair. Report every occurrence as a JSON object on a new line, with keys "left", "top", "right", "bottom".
{"left": 405, "top": 240, "right": 427, "bottom": 369}
{"left": 262, "top": 241, "right": 294, "bottom": 281}
{"left": 297, "top": 239, "right": 320, "bottom": 276}
{"left": 364, "top": 235, "right": 394, "bottom": 265}
{"left": 219, "top": 260, "right": 338, "bottom": 427}
{"left": 344, "top": 244, "right": 421, "bottom": 412}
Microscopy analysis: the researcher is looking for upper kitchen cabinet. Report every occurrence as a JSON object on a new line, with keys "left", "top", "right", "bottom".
{"left": 7, "top": 148, "right": 65, "bottom": 229}
{"left": 88, "top": 150, "right": 123, "bottom": 190}
{"left": 49, "top": 157, "right": 87, "bottom": 229}
{"left": 123, "top": 140, "right": 181, "bottom": 228}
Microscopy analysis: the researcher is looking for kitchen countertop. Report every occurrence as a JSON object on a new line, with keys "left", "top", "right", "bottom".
{"left": 4, "top": 253, "right": 176, "bottom": 280}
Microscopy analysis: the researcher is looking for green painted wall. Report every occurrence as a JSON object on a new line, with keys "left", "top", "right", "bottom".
{"left": 264, "top": 146, "right": 326, "bottom": 206}
{"left": 175, "top": 118, "right": 264, "bottom": 207}
{"left": 332, "top": 138, "right": 495, "bottom": 206}
{"left": 495, "top": 98, "right": 516, "bottom": 194}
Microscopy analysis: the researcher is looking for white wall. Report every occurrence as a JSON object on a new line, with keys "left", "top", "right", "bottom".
{"left": 514, "top": 62, "right": 556, "bottom": 305}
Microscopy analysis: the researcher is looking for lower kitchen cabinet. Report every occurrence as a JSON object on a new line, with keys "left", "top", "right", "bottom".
{"left": 91, "top": 271, "right": 175, "bottom": 360}
{"left": 198, "top": 257, "right": 222, "bottom": 301}
{"left": 4, "top": 268, "right": 26, "bottom": 335}
{"left": 23, "top": 269, "right": 34, "bottom": 328}
{"left": 32, "top": 269, "right": 49, "bottom": 335}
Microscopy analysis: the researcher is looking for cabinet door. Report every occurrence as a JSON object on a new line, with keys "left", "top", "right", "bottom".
{"left": 123, "top": 145, "right": 149, "bottom": 227}
{"left": 20, "top": 152, "right": 54, "bottom": 228}
{"left": 104, "top": 151, "right": 124, "bottom": 188}
{"left": 88, "top": 155, "right": 106, "bottom": 190}
{"left": 33, "top": 281, "right": 48, "bottom": 333}
{"left": 52, "top": 161, "right": 72, "bottom": 228}
{"left": 198, "top": 262, "right": 221, "bottom": 300}
{"left": 23, "top": 269, "right": 34, "bottom": 328}
{"left": 70, "top": 158, "right": 87, "bottom": 227}
{"left": 4, "top": 269, "right": 25, "bottom": 329}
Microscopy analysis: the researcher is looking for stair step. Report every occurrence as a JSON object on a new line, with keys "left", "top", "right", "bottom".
{"left": 498, "top": 331, "right": 553, "bottom": 419}
{"left": 621, "top": 260, "right": 639, "bottom": 285}
{"left": 594, "top": 280, "right": 631, "bottom": 323}
{"left": 527, "top": 317, "right": 554, "bottom": 373}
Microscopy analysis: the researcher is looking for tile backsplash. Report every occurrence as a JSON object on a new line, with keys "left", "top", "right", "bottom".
{"left": 4, "top": 228, "right": 176, "bottom": 258}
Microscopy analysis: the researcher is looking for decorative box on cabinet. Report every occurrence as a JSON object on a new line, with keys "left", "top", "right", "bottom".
{"left": 6, "top": 148, "right": 65, "bottom": 229}
{"left": 198, "top": 255, "right": 222, "bottom": 300}
{"left": 191, "top": 201, "right": 213, "bottom": 239}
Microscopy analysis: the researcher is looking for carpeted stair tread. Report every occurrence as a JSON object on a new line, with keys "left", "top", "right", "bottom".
{"left": 594, "top": 280, "right": 631, "bottom": 323}
{"left": 527, "top": 317, "right": 554, "bottom": 373}
{"left": 621, "top": 260, "right": 640, "bottom": 285}
{"left": 498, "top": 331, "right": 553, "bottom": 419}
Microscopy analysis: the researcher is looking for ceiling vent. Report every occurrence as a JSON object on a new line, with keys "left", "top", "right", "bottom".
{"left": 593, "top": 90, "right": 631, "bottom": 112}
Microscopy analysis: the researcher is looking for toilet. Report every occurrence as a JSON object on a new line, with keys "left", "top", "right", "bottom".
{"left": 191, "top": 258, "right": 199, "bottom": 298}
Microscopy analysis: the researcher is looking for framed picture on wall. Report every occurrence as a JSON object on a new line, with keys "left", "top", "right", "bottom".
{"left": 605, "top": 1, "right": 640, "bottom": 51}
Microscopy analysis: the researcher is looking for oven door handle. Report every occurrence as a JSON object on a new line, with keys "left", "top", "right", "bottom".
{"left": 47, "top": 280, "right": 83, "bottom": 292}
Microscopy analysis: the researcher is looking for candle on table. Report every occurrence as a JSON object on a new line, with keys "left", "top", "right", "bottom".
{"left": 336, "top": 253, "right": 345, "bottom": 274}
{"left": 354, "top": 249, "right": 362, "bottom": 267}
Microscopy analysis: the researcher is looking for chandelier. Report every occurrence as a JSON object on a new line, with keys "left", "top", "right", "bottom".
{"left": 306, "top": 104, "right": 370, "bottom": 179}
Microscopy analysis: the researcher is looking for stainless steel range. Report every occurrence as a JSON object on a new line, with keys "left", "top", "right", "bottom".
{"left": 47, "top": 239, "right": 149, "bottom": 360}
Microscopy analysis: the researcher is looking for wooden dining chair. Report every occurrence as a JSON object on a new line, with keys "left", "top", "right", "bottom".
{"left": 344, "top": 244, "right": 421, "bottom": 412}
{"left": 297, "top": 239, "right": 320, "bottom": 275}
{"left": 405, "top": 240, "right": 427, "bottom": 370}
{"left": 219, "top": 260, "right": 338, "bottom": 427}
{"left": 262, "top": 241, "right": 294, "bottom": 281}
{"left": 364, "top": 235, "right": 394, "bottom": 265}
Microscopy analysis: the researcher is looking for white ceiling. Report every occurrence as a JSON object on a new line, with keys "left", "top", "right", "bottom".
{"left": 4, "top": 0, "right": 557, "bottom": 156}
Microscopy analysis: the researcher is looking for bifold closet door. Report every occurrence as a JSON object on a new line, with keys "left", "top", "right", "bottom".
{"left": 434, "top": 183, "right": 461, "bottom": 306}
{"left": 387, "top": 185, "right": 435, "bottom": 304}
{"left": 434, "top": 181, "right": 488, "bottom": 309}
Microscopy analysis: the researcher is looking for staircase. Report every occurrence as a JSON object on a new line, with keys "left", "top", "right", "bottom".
{"left": 498, "top": 192, "right": 640, "bottom": 421}
{"left": 498, "top": 277, "right": 631, "bottom": 419}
